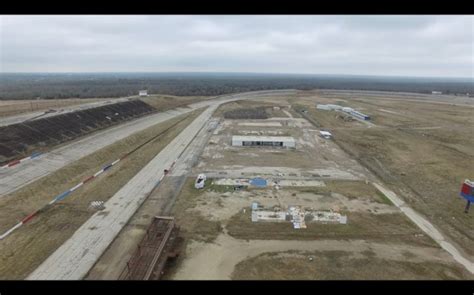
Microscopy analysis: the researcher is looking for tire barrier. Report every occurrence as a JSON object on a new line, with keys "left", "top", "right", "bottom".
{"left": 0, "top": 100, "right": 156, "bottom": 166}
{"left": 0, "top": 115, "right": 188, "bottom": 240}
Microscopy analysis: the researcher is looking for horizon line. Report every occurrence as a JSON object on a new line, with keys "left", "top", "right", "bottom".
{"left": 1, "top": 71, "right": 473, "bottom": 80}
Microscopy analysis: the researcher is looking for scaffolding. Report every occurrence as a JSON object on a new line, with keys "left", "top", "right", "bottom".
{"left": 119, "top": 216, "right": 180, "bottom": 280}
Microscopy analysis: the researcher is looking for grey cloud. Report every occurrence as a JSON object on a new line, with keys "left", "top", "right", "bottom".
{"left": 0, "top": 15, "right": 472, "bottom": 77}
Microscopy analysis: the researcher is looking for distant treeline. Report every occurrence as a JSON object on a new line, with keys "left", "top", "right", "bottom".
{"left": 0, "top": 73, "right": 472, "bottom": 100}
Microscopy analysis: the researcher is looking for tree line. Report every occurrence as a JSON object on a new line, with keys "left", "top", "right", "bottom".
{"left": 0, "top": 73, "right": 472, "bottom": 100}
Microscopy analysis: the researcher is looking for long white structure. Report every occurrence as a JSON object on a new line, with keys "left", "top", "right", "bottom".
{"left": 231, "top": 136, "right": 296, "bottom": 148}
{"left": 316, "top": 104, "right": 343, "bottom": 111}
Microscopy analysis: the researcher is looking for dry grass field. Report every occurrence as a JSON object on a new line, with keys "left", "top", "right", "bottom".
{"left": 0, "top": 98, "right": 103, "bottom": 117}
{"left": 139, "top": 95, "right": 208, "bottom": 111}
{"left": 232, "top": 250, "right": 473, "bottom": 280}
{"left": 294, "top": 93, "right": 474, "bottom": 258}
{"left": 0, "top": 109, "right": 203, "bottom": 279}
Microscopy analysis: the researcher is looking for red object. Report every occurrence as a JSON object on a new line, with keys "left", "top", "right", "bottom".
{"left": 83, "top": 175, "right": 95, "bottom": 184}
{"left": 22, "top": 211, "right": 38, "bottom": 224}
{"left": 8, "top": 160, "right": 21, "bottom": 167}
{"left": 461, "top": 183, "right": 472, "bottom": 195}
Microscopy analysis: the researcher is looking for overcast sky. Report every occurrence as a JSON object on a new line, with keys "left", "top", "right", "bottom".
{"left": 0, "top": 15, "right": 473, "bottom": 78}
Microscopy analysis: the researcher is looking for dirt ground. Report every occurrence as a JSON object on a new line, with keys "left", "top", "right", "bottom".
{"left": 168, "top": 230, "right": 471, "bottom": 280}
{"left": 169, "top": 178, "right": 435, "bottom": 245}
{"left": 165, "top": 93, "right": 473, "bottom": 280}
{"left": 163, "top": 173, "right": 456, "bottom": 279}
{"left": 292, "top": 92, "right": 474, "bottom": 258}
{"left": 0, "top": 109, "right": 203, "bottom": 279}
{"left": 197, "top": 102, "right": 370, "bottom": 181}
{"left": 0, "top": 98, "right": 103, "bottom": 117}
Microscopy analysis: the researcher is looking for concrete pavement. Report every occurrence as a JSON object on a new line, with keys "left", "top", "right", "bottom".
{"left": 0, "top": 90, "right": 297, "bottom": 197}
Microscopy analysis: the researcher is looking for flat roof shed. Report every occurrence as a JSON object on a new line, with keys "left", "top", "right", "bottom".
{"left": 232, "top": 135, "right": 296, "bottom": 148}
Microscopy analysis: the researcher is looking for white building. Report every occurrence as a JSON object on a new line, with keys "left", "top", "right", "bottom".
{"left": 232, "top": 135, "right": 296, "bottom": 148}
{"left": 432, "top": 91, "right": 442, "bottom": 95}
{"left": 139, "top": 90, "right": 148, "bottom": 96}
{"left": 316, "top": 104, "right": 343, "bottom": 111}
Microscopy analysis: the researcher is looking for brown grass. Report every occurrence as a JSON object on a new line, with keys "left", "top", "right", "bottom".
{"left": 0, "top": 98, "right": 103, "bottom": 117}
{"left": 226, "top": 210, "right": 436, "bottom": 247}
{"left": 139, "top": 95, "right": 208, "bottom": 111}
{"left": 297, "top": 98, "right": 474, "bottom": 257}
{"left": 231, "top": 250, "right": 473, "bottom": 280}
{"left": 0, "top": 109, "right": 203, "bottom": 279}
{"left": 298, "top": 180, "right": 393, "bottom": 205}
{"left": 170, "top": 178, "right": 224, "bottom": 243}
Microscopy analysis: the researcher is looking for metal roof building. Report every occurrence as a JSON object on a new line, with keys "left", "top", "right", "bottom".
{"left": 316, "top": 104, "right": 343, "bottom": 111}
{"left": 232, "top": 135, "right": 296, "bottom": 148}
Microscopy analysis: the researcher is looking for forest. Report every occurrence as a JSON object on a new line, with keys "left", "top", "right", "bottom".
{"left": 0, "top": 72, "right": 472, "bottom": 100}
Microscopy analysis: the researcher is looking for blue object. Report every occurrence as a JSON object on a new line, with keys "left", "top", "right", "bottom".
{"left": 102, "top": 164, "right": 113, "bottom": 171}
{"left": 54, "top": 190, "right": 71, "bottom": 202}
{"left": 250, "top": 177, "right": 267, "bottom": 187}
{"left": 30, "top": 152, "right": 42, "bottom": 159}
{"left": 460, "top": 192, "right": 474, "bottom": 202}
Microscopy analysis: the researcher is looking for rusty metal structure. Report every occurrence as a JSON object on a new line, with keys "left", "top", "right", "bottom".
{"left": 119, "top": 216, "right": 180, "bottom": 280}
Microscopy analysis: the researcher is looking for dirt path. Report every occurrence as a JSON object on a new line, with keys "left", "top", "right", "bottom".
{"left": 282, "top": 109, "right": 293, "bottom": 118}
{"left": 372, "top": 182, "right": 474, "bottom": 274}
{"left": 172, "top": 233, "right": 455, "bottom": 280}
